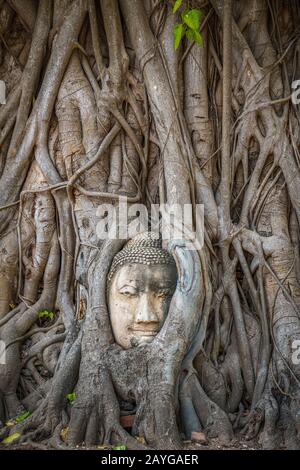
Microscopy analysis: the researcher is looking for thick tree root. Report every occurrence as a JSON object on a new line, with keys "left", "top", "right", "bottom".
{"left": 244, "top": 375, "right": 300, "bottom": 449}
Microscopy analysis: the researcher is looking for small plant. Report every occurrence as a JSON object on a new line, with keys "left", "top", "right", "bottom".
{"left": 5, "top": 421, "right": 15, "bottom": 427}
{"left": 38, "top": 310, "right": 54, "bottom": 321}
{"left": 66, "top": 392, "right": 76, "bottom": 404}
{"left": 2, "top": 433, "right": 21, "bottom": 445}
{"left": 172, "top": 0, "right": 203, "bottom": 50}
{"left": 6, "top": 411, "right": 31, "bottom": 427}
{"left": 112, "top": 444, "right": 127, "bottom": 450}
{"left": 15, "top": 411, "right": 32, "bottom": 423}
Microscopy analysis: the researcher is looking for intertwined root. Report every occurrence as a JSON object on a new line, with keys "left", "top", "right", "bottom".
{"left": 1, "top": 0, "right": 300, "bottom": 452}
{"left": 62, "top": 392, "right": 147, "bottom": 449}
{"left": 243, "top": 372, "right": 300, "bottom": 449}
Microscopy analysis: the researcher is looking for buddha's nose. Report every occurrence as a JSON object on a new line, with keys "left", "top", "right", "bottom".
{"left": 135, "top": 294, "right": 159, "bottom": 323}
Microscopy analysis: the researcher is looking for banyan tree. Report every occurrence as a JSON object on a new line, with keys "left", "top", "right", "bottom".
{"left": 0, "top": 0, "right": 300, "bottom": 450}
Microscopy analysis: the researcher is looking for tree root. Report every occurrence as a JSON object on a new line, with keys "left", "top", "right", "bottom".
{"left": 244, "top": 375, "right": 300, "bottom": 449}
{"left": 180, "top": 372, "right": 234, "bottom": 445}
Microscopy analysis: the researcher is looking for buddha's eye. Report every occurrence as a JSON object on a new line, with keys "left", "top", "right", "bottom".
{"left": 156, "top": 290, "right": 170, "bottom": 300}
{"left": 119, "top": 287, "right": 137, "bottom": 297}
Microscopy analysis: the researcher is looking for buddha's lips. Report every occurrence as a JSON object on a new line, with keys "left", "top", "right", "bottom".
{"left": 130, "top": 328, "right": 159, "bottom": 336}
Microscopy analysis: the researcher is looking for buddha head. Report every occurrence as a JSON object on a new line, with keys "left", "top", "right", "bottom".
{"left": 107, "top": 232, "right": 177, "bottom": 349}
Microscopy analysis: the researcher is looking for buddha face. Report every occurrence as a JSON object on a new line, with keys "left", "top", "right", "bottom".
{"left": 108, "top": 263, "right": 177, "bottom": 349}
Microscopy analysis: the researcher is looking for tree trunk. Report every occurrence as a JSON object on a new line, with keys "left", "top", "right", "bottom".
{"left": 0, "top": 0, "right": 300, "bottom": 450}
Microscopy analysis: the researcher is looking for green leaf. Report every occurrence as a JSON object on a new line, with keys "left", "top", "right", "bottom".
{"left": 173, "top": 23, "right": 185, "bottom": 50}
{"left": 38, "top": 310, "right": 54, "bottom": 321}
{"left": 66, "top": 392, "right": 76, "bottom": 404}
{"left": 15, "top": 411, "right": 32, "bottom": 423}
{"left": 173, "top": 0, "right": 182, "bottom": 13}
{"left": 2, "top": 433, "right": 21, "bottom": 444}
{"left": 5, "top": 411, "right": 32, "bottom": 427}
{"left": 186, "top": 28, "right": 194, "bottom": 41}
{"left": 113, "top": 444, "right": 127, "bottom": 450}
{"left": 193, "top": 30, "right": 203, "bottom": 47}
{"left": 181, "top": 9, "right": 203, "bottom": 31}
{"left": 5, "top": 421, "right": 15, "bottom": 427}
{"left": 186, "top": 28, "right": 204, "bottom": 47}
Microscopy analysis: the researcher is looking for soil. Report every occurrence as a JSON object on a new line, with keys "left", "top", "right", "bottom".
{"left": 0, "top": 437, "right": 260, "bottom": 451}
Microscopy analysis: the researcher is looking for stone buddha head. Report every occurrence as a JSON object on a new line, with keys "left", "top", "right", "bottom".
{"left": 107, "top": 232, "right": 177, "bottom": 349}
